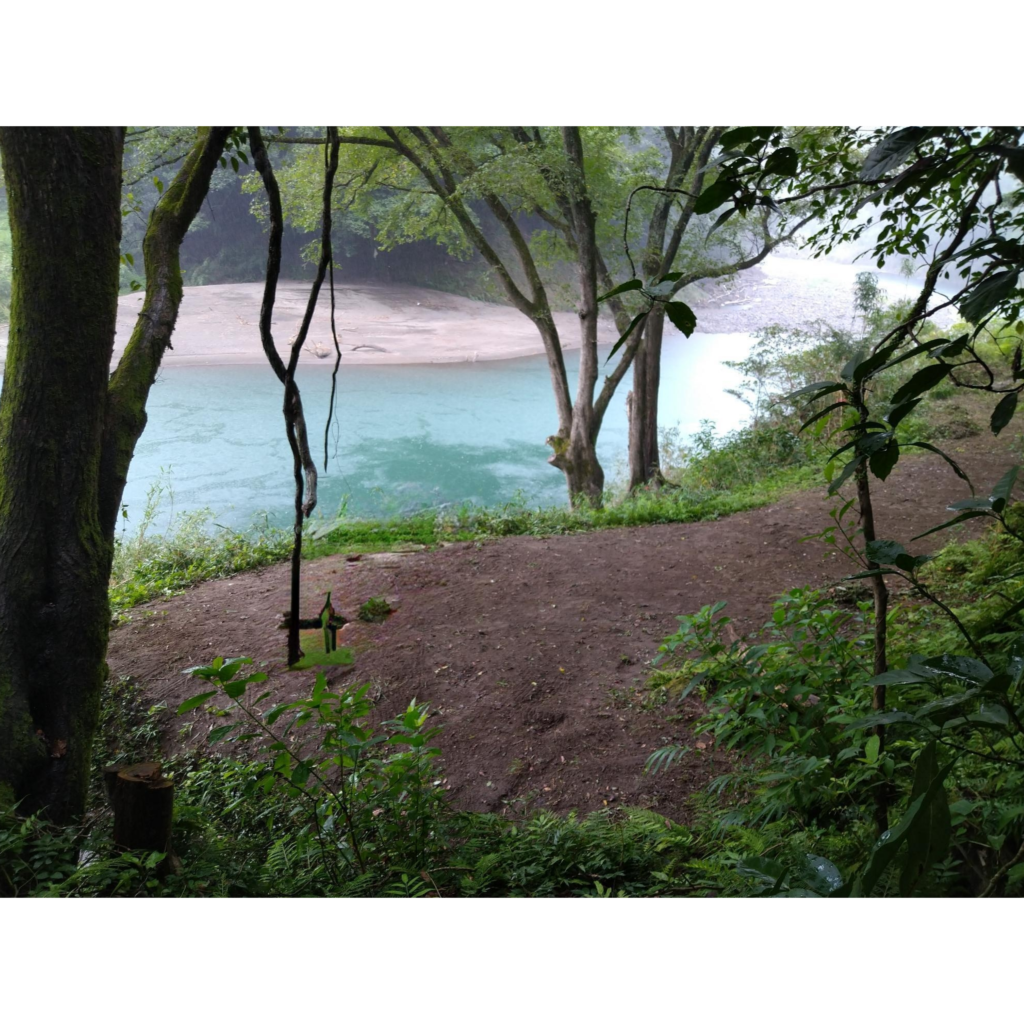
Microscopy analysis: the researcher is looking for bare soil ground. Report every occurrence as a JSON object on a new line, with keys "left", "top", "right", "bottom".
{"left": 107, "top": 433, "right": 1015, "bottom": 822}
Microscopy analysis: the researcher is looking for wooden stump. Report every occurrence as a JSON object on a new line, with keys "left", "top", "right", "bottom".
{"left": 102, "top": 764, "right": 125, "bottom": 806}
{"left": 107, "top": 762, "right": 174, "bottom": 854}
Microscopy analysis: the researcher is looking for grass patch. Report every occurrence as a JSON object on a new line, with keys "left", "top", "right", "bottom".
{"left": 110, "top": 480, "right": 291, "bottom": 614}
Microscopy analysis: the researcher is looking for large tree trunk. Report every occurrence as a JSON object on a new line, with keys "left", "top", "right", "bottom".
{"left": 0, "top": 128, "right": 125, "bottom": 820}
{"left": 0, "top": 127, "right": 229, "bottom": 823}
{"left": 627, "top": 310, "right": 666, "bottom": 491}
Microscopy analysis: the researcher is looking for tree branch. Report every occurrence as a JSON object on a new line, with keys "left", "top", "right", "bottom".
{"left": 979, "top": 833, "right": 1024, "bottom": 897}
{"left": 124, "top": 150, "right": 192, "bottom": 188}
{"left": 593, "top": 314, "right": 647, "bottom": 431}
{"left": 248, "top": 126, "right": 332, "bottom": 518}
{"left": 668, "top": 210, "right": 815, "bottom": 296}
{"left": 270, "top": 133, "right": 401, "bottom": 152}
{"left": 99, "top": 126, "right": 233, "bottom": 534}
{"left": 661, "top": 127, "right": 727, "bottom": 272}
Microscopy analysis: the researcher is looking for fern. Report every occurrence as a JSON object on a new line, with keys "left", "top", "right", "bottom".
{"left": 384, "top": 872, "right": 431, "bottom": 898}
{"left": 644, "top": 744, "right": 691, "bottom": 775}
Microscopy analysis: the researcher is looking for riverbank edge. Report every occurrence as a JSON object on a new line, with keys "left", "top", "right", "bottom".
{"left": 109, "top": 460, "right": 824, "bottom": 615}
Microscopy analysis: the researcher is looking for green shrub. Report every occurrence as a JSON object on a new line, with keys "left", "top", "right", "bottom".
{"left": 649, "top": 591, "right": 883, "bottom": 825}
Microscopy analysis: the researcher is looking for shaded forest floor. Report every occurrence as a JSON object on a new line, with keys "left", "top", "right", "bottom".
{"left": 107, "top": 431, "right": 1018, "bottom": 823}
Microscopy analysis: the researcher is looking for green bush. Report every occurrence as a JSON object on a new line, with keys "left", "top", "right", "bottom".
{"left": 649, "top": 521, "right": 1024, "bottom": 896}
{"left": 649, "top": 591, "right": 883, "bottom": 825}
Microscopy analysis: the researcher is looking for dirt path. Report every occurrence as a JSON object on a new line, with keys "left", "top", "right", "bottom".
{"left": 108, "top": 434, "right": 1016, "bottom": 821}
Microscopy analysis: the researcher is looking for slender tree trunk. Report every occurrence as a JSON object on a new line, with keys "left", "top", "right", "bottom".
{"left": 853, "top": 388, "right": 890, "bottom": 835}
{"left": 552, "top": 127, "right": 606, "bottom": 507}
{"left": 628, "top": 311, "right": 667, "bottom": 490}
{"left": 0, "top": 128, "right": 124, "bottom": 820}
{"left": 0, "top": 128, "right": 229, "bottom": 822}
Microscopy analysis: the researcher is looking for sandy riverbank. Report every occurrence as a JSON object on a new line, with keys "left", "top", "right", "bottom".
{"left": 108, "top": 280, "right": 620, "bottom": 368}
{"left": 0, "top": 254, "right": 954, "bottom": 370}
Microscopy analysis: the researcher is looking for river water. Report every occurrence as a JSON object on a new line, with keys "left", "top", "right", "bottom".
{"left": 0, "top": 255, "right": 944, "bottom": 533}
{"left": 119, "top": 333, "right": 754, "bottom": 531}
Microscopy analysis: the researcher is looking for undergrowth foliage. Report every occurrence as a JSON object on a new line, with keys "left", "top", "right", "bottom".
{"left": 110, "top": 477, "right": 289, "bottom": 613}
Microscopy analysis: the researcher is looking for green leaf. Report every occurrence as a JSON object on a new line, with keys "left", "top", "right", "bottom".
{"left": 899, "top": 742, "right": 951, "bottom": 897}
{"left": 176, "top": 691, "right": 217, "bottom": 715}
{"left": 864, "top": 734, "right": 880, "bottom": 764}
{"left": 785, "top": 380, "right": 844, "bottom": 403}
{"left": 968, "top": 705, "right": 1010, "bottom": 728}
{"left": 842, "top": 711, "right": 916, "bottom": 729}
{"left": 693, "top": 177, "right": 736, "bottom": 215}
{"left": 911, "top": 509, "right": 990, "bottom": 541}
{"left": 946, "top": 497, "right": 995, "bottom": 511}
{"left": 866, "top": 539, "right": 908, "bottom": 565}
{"left": 223, "top": 678, "right": 249, "bottom": 699}
{"left": 852, "top": 341, "right": 900, "bottom": 383}
{"left": 930, "top": 335, "right": 970, "bottom": 359}
{"left": 885, "top": 399, "right": 921, "bottom": 428}
{"left": 960, "top": 268, "right": 1021, "bottom": 325}
{"left": 646, "top": 279, "right": 677, "bottom": 301}
{"left": 991, "top": 465, "right": 1019, "bottom": 512}
{"left": 762, "top": 146, "right": 798, "bottom": 178}
{"left": 798, "top": 401, "right": 847, "bottom": 433}
{"left": 596, "top": 279, "right": 642, "bottom": 303}
{"left": 915, "top": 691, "right": 978, "bottom": 719}
{"left": 862, "top": 667, "right": 931, "bottom": 686}
{"left": 904, "top": 442, "right": 974, "bottom": 493}
{"left": 855, "top": 753, "right": 954, "bottom": 896}
{"left": 890, "top": 362, "right": 951, "bottom": 405}
{"left": 664, "top": 301, "right": 697, "bottom": 337}
{"left": 827, "top": 455, "right": 863, "bottom": 496}
{"left": 718, "top": 127, "right": 761, "bottom": 149}
{"left": 990, "top": 392, "right": 1018, "bottom": 435}
{"left": 290, "top": 647, "right": 355, "bottom": 670}
{"left": 860, "top": 127, "right": 932, "bottom": 180}
{"left": 869, "top": 440, "right": 900, "bottom": 481}
{"left": 735, "top": 856, "right": 787, "bottom": 886}
{"left": 604, "top": 311, "right": 647, "bottom": 364}
{"left": 841, "top": 348, "right": 868, "bottom": 382}
{"left": 874, "top": 335, "right": 966, "bottom": 376}
{"left": 925, "top": 654, "right": 993, "bottom": 684}
{"left": 828, "top": 432, "right": 877, "bottom": 463}
{"left": 207, "top": 724, "right": 237, "bottom": 743}
{"left": 704, "top": 207, "right": 736, "bottom": 242}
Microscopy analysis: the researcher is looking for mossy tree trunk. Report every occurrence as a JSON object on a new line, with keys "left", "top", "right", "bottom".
{"left": 0, "top": 127, "right": 230, "bottom": 823}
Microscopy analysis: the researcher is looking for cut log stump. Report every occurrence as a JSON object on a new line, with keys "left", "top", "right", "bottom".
{"left": 106, "top": 761, "right": 174, "bottom": 854}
